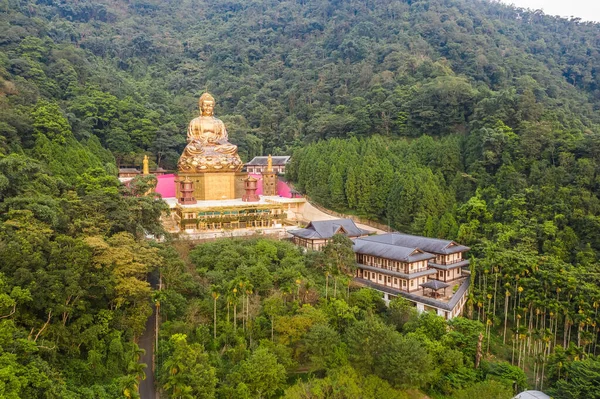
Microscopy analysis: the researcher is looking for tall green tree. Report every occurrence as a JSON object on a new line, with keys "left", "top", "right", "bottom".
{"left": 160, "top": 334, "right": 217, "bottom": 399}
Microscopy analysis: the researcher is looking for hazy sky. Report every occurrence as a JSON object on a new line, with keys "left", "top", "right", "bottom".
{"left": 499, "top": 0, "right": 600, "bottom": 22}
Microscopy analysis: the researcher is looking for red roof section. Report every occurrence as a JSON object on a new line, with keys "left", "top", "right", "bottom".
{"left": 155, "top": 174, "right": 176, "bottom": 198}
{"left": 153, "top": 173, "right": 295, "bottom": 198}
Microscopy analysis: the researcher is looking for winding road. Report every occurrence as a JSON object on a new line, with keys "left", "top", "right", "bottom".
{"left": 139, "top": 306, "right": 157, "bottom": 399}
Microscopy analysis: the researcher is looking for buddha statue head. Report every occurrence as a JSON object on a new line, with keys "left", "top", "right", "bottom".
{"left": 199, "top": 92, "right": 215, "bottom": 117}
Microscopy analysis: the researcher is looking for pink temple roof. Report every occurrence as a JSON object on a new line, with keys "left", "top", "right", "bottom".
{"left": 155, "top": 174, "right": 176, "bottom": 198}
{"left": 154, "top": 173, "right": 294, "bottom": 199}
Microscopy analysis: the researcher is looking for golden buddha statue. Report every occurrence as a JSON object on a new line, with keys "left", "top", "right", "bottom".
{"left": 178, "top": 93, "right": 243, "bottom": 173}
{"left": 142, "top": 155, "right": 149, "bottom": 175}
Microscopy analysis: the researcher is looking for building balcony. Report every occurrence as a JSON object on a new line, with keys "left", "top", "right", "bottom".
{"left": 357, "top": 263, "right": 437, "bottom": 280}
{"left": 428, "top": 259, "right": 470, "bottom": 270}
{"left": 360, "top": 262, "right": 429, "bottom": 275}
{"left": 354, "top": 276, "right": 470, "bottom": 316}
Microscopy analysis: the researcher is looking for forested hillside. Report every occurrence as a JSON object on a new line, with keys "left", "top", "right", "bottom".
{"left": 2, "top": 0, "right": 600, "bottom": 166}
{"left": 2, "top": 0, "right": 600, "bottom": 398}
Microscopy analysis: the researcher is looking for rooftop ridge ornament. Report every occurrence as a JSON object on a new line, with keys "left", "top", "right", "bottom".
{"left": 177, "top": 93, "right": 243, "bottom": 173}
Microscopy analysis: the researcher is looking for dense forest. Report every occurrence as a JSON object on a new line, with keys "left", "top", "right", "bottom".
{"left": 2, "top": 0, "right": 600, "bottom": 397}
{"left": 154, "top": 236, "right": 524, "bottom": 399}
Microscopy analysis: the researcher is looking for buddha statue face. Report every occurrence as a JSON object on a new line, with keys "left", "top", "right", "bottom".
{"left": 200, "top": 99, "right": 215, "bottom": 117}
{"left": 199, "top": 93, "right": 216, "bottom": 117}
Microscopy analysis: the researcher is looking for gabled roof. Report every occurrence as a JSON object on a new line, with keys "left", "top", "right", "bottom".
{"left": 359, "top": 233, "right": 469, "bottom": 255}
{"left": 420, "top": 280, "right": 450, "bottom": 290}
{"left": 246, "top": 156, "right": 291, "bottom": 166}
{"left": 353, "top": 238, "right": 434, "bottom": 263}
{"left": 289, "top": 219, "right": 370, "bottom": 239}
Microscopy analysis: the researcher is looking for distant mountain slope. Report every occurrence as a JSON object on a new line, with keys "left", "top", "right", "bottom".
{"left": 1, "top": 0, "right": 599, "bottom": 166}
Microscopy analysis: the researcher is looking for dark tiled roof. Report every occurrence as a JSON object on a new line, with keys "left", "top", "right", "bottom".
{"left": 353, "top": 238, "right": 434, "bottom": 263}
{"left": 246, "top": 156, "right": 290, "bottom": 166}
{"left": 289, "top": 219, "right": 370, "bottom": 239}
{"left": 289, "top": 228, "right": 320, "bottom": 239}
{"left": 420, "top": 280, "right": 450, "bottom": 290}
{"left": 360, "top": 233, "right": 470, "bottom": 255}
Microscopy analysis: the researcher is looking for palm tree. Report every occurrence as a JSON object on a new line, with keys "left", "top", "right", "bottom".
{"left": 503, "top": 288, "right": 511, "bottom": 344}
{"left": 245, "top": 283, "right": 253, "bottom": 336}
{"left": 211, "top": 286, "right": 220, "bottom": 340}
{"left": 232, "top": 286, "right": 239, "bottom": 332}
{"left": 121, "top": 372, "right": 142, "bottom": 399}
{"left": 322, "top": 234, "right": 356, "bottom": 299}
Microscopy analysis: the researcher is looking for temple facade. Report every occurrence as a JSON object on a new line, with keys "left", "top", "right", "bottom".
{"left": 356, "top": 234, "right": 469, "bottom": 283}
{"left": 353, "top": 233, "right": 470, "bottom": 319}
{"left": 289, "top": 220, "right": 471, "bottom": 319}
{"left": 157, "top": 93, "right": 305, "bottom": 235}
{"left": 354, "top": 238, "right": 436, "bottom": 293}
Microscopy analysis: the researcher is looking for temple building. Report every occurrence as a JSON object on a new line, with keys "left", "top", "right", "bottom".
{"left": 354, "top": 237, "right": 437, "bottom": 293}
{"left": 289, "top": 219, "right": 371, "bottom": 250}
{"left": 288, "top": 219, "right": 471, "bottom": 319}
{"left": 353, "top": 233, "right": 470, "bottom": 319}
{"left": 118, "top": 167, "right": 141, "bottom": 179}
{"left": 156, "top": 93, "right": 306, "bottom": 235}
{"left": 357, "top": 233, "right": 470, "bottom": 283}
{"left": 246, "top": 156, "right": 290, "bottom": 174}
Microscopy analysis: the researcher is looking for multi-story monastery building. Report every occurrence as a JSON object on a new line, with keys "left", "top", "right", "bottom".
{"left": 290, "top": 219, "right": 471, "bottom": 319}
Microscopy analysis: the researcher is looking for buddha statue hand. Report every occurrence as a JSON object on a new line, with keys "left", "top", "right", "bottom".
{"left": 186, "top": 139, "right": 204, "bottom": 154}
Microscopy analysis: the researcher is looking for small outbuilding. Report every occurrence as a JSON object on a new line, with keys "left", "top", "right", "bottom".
{"left": 246, "top": 156, "right": 291, "bottom": 174}
{"left": 420, "top": 279, "right": 450, "bottom": 298}
{"left": 289, "top": 219, "right": 370, "bottom": 250}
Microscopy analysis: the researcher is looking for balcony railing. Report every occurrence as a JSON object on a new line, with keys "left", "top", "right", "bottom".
{"left": 434, "top": 258, "right": 464, "bottom": 266}
{"left": 429, "top": 259, "right": 470, "bottom": 269}
{"left": 361, "top": 261, "right": 428, "bottom": 274}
